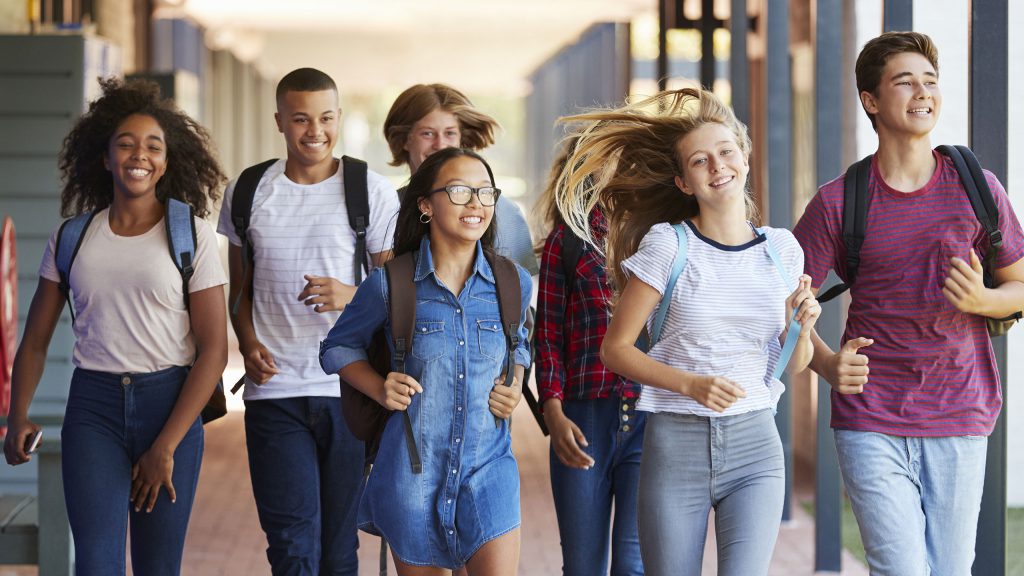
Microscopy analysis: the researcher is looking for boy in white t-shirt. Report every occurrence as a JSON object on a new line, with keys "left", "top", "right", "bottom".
{"left": 217, "top": 68, "right": 399, "bottom": 576}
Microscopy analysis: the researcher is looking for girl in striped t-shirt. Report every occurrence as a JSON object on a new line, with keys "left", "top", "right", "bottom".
{"left": 555, "top": 88, "right": 821, "bottom": 576}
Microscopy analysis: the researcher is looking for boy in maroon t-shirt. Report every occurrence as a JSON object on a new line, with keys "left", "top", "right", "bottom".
{"left": 793, "top": 32, "right": 1024, "bottom": 575}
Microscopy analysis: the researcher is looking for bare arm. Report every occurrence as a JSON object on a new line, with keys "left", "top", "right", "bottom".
{"left": 3, "top": 278, "right": 64, "bottom": 465}
{"left": 131, "top": 284, "right": 227, "bottom": 512}
{"left": 944, "top": 251, "right": 1024, "bottom": 319}
{"left": 227, "top": 244, "right": 277, "bottom": 383}
{"left": 600, "top": 277, "right": 746, "bottom": 413}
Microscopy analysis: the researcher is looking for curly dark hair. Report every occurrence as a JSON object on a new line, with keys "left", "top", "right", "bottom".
{"left": 58, "top": 77, "right": 225, "bottom": 218}
{"left": 393, "top": 148, "right": 497, "bottom": 257}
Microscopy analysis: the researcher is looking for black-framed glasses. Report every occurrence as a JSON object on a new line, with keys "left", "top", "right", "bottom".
{"left": 428, "top": 185, "right": 501, "bottom": 207}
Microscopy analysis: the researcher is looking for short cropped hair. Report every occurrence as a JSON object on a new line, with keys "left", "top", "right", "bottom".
{"left": 275, "top": 68, "right": 337, "bottom": 103}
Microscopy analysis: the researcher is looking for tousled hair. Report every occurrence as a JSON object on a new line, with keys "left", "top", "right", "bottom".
{"left": 555, "top": 88, "right": 757, "bottom": 295}
{"left": 275, "top": 68, "right": 338, "bottom": 104}
{"left": 392, "top": 147, "right": 497, "bottom": 257}
{"left": 384, "top": 84, "right": 499, "bottom": 167}
{"left": 855, "top": 31, "right": 939, "bottom": 130}
{"left": 58, "top": 77, "right": 224, "bottom": 218}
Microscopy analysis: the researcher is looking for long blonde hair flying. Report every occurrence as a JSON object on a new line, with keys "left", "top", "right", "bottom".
{"left": 554, "top": 88, "right": 758, "bottom": 294}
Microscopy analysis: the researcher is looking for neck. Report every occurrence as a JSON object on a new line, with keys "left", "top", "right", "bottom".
{"left": 108, "top": 194, "right": 164, "bottom": 236}
{"left": 689, "top": 198, "right": 753, "bottom": 245}
{"left": 874, "top": 132, "right": 935, "bottom": 192}
{"left": 428, "top": 235, "right": 478, "bottom": 296}
{"left": 285, "top": 157, "right": 338, "bottom": 185}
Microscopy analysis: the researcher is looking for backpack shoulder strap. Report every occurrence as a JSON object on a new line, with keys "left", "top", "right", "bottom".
{"left": 561, "top": 226, "right": 586, "bottom": 295}
{"left": 759, "top": 229, "right": 803, "bottom": 380}
{"left": 818, "top": 154, "right": 872, "bottom": 303}
{"left": 383, "top": 251, "right": 421, "bottom": 474}
{"left": 937, "top": 145, "right": 1002, "bottom": 249}
{"left": 486, "top": 250, "right": 523, "bottom": 428}
{"left": 230, "top": 158, "right": 277, "bottom": 314}
{"left": 648, "top": 223, "right": 688, "bottom": 347}
{"left": 54, "top": 211, "right": 99, "bottom": 324}
{"left": 343, "top": 156, "right": 371, "bottom": 285}
{"left": 165, "top": 198, "right": 198, "bottom": 309}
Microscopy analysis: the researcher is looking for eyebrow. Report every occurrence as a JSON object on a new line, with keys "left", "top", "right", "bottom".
{"left": 891, "top": 70, "right": 938, "bottom": 81}
{"left": 115, "top": 132, "right": 164, "bottom": 143}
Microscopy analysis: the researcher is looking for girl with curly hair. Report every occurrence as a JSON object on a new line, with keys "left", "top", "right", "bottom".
{"left": 3, "top": 77, "right": 227, "bottom": 575}
{"left": 556, "top": 88, "right": 820, "bottom": 575}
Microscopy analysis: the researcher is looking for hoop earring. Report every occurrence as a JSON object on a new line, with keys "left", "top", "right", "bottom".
{"left": 419, "top": 212, "right": 432, "bottom": 224}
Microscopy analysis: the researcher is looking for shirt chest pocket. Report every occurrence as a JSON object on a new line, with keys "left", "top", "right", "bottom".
{"left": 412, "top": 321, "right": 446, "bottom": 362}
{"left": 476, "top": 319, "right": 506, "bottom": 361}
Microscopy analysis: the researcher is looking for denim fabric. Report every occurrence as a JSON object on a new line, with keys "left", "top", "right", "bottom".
{"left": 637, "top": 409, "right": 783, "bottom": 576}
{"left": 834, "top": 430, "right": 988, "bottom": 576}
{"left": 550, "top": 397, "right": 645, "bottom": 576}
{"left": 244, "top": 396, "right": 362, "bottom": 576}
{"left": 319, "top": 238, "right": 532, "bottom": 569}
{"left": 61, "top": 366, "right": 203, "bottom": 576}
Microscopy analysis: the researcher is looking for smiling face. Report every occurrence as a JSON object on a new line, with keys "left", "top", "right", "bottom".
{"left": 861, "top": 51, "right": 941, "bottom": 138}
{"left": 104, "top": 113, "right": 167, "bottom": 201}
{"left": 417, "top": 155, "right": 494, "bottom": 248}
{"left": 673, "top": 122, "right": 750, "bottom": 207}
{"left": 275, "top": 89, "right": 340, "bottom": 170}
{"left": 405, "top": 108, "right": 462, "bottom": 173}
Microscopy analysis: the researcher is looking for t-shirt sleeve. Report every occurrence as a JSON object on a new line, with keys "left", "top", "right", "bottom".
{"left": 216, "top": 178, "right": 241, "bottom": 246}
{"left": 37, "top": 226, "right": 60, "bottom": 283}
{"left": 792, "top": 184, "right": 842, "bottom": 289}
{"left": 189, "top": 218, "right": 228, "bottom": 293}
{"left": 774, "top": 228, "right": 805, "bottom": 286}
{"left": 621, "top": 223, "right": 677, "bottom": 295}
{"left": 366, "top": 171, "right": 400, "bottom": 256}
{"left": 984, "top": 171, "right": 1024, "bottom": 269}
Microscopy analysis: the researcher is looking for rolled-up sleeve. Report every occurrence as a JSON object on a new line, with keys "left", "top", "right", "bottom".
{"left": 515, "top": 266, "right": 533, "bottom": 368}
{"left": 319, "top": 267, "right": 389, "bottom": 375}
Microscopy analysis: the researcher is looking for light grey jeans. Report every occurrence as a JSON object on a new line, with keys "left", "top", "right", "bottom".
{"left": 638, "top": 409, "right": 784, "bottom": 576}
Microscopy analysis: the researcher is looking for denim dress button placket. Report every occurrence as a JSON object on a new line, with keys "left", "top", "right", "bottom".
{"left": 443, "top": 288, "right": 469, "bottom": 554}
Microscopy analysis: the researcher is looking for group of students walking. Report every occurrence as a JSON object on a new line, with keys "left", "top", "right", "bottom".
{"left": 2, "top": 29, "right": 1022, "bottom": 576}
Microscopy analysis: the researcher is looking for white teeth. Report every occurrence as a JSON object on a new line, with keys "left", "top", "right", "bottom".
{"left": 710, "top": 176, "right": 734, "bottom": 187}
{"left": 303, "top": 141, "right": 327, "bottom": 148}
{"left": 462, "top": 216, "right": 482, "bottom": 224}
{"left": 909, "top": 108, "right": 931, "bottom": 114}
{"left": 127, "top": 168, "right": 150, "bottom": 179}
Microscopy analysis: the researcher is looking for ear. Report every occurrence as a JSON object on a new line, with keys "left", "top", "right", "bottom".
{"left": 674, "top": 174, "right": 693, "bottom": 197}
{"left": 274, "top": 112, "right": 284, "bottom": 134}
{"left": 417, "top": 196, "right": 432, "bottom": 217}
{"left": 860, "top": 90, "right": 879, "bottom": 115}
{"left": 103, "top": 150, "right": 110, "bottom": 172}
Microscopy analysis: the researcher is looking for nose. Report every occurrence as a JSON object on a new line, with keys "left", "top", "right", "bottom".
{"left": 430, "top": 136, "right": 443, "bottom": 151}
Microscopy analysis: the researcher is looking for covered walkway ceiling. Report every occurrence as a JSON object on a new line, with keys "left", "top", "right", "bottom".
{"left": 176, "top": 0, "right": 654, "bottom": 95}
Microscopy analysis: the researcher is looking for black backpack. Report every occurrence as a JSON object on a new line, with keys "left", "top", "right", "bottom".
{"left": 229, "top": 156, "right": 373, "bottom": 393}
{"left": 817, "top": 145, "right": 1021, "bottom": 336}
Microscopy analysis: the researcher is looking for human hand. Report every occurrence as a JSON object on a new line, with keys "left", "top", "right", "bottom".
{"left": 943, "top": 251, "right": 988, "bottom": 316}
{"left": 3, "top": 418, "right": 41, "bottom": 465}
{"left": 489, "top": 375, "right": 521, "bottom": 419}
{"left": 543, "top": 401, "right": 595, "bottom": 469}
{"left": 241, "top": 340, "right": 278, "bottom": 385}
{"left": 382, "top": 372, "right": 422, "bottom": 411}
{"left": 786, "top": 275, "right": 821, "bottom": 336}
{"left": 825, "top": 337, "right": 873, "bottom": 394}
{"left": 131, "top": 444, "right": 175, "bottom": 513}
{"left": 298, "top": 275, "right": 357, "bottom": 313}
{"left": 682, "top": 375, "right": 747, "bottom": 412}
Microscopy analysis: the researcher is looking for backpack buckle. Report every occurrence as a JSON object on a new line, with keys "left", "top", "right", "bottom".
{"left": 990, "top": 229, "right": 1004, "bottom": 249}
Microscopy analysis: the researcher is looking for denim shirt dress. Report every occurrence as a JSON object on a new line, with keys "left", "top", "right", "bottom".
{"left": 320, "top": 237, "right": 532, "bottom": 568}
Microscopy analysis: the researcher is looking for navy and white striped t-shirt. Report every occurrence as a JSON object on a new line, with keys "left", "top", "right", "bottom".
{"left": 793, "top": 151, "right": 1024, "bottom": 436}
{"left": 622, "top": 221, "right": 804, "bottom": 417}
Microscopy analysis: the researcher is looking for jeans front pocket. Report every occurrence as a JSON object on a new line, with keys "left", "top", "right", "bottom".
{"left": 412, "top": 321, "right": 446, "bottom": 362}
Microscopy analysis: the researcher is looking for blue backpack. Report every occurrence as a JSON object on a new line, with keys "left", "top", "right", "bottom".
{"left": 54, "top": 198, "right": 227, "bottom": 423}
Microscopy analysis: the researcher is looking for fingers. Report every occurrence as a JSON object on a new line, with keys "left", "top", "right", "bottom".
{"left": 296, "top": 274, "right": 329, "bottom": 302}
{"left": 839, "top": 337, "right": 874, "bottom": 355}
{"left": 489, "top": 378, "right": 521, "bottom": 418}
{"left": 554, "top": 423, "right": 595, "bottom": 469}
{"left": 244, "top": 346, "right": 279, "bottom": 384}
{"left": 695, "top": 377, "right": 746, "bottom": 413}
{"left": 383, "top": 373, "right": 422, "bottom": 410}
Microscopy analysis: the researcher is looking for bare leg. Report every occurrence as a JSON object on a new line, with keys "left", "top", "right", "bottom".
{"left": 393, "top": 553, "right": 451, "bottom": 576}
{"left": 465, "top": 529, "right": 520, "bottom": 576}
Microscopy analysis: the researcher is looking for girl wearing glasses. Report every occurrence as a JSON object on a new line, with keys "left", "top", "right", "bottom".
{"left": 556, "top": 89, "right": 820, "bottom": 575}
{"left": 320, "top": 148, "right": 530, "bottom": 576}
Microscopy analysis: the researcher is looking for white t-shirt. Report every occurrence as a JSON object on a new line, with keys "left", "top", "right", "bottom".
{"left": 621, "top": 221, "right": 804, "bottom": 417}
{"left": 39, "top": 209, "right": 227, "bottom": 374}
{"left": 217, "top": 159, "right": 400, "bottom": 400}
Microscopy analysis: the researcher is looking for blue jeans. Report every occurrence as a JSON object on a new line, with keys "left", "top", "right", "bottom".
{"left": 62, "top": 366, "right": 203, "bottom": 576}
{"left": 244, "top": 397, "right": 363, "bottom": 576}
{"left": 834, "top": 430, "right": 988, "bottom": 576}
{"left": 550, "top": 397, "right": 645, "bottom": 576}
{"left": 637, "top": 409, "right": 784, "bottom": 576}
